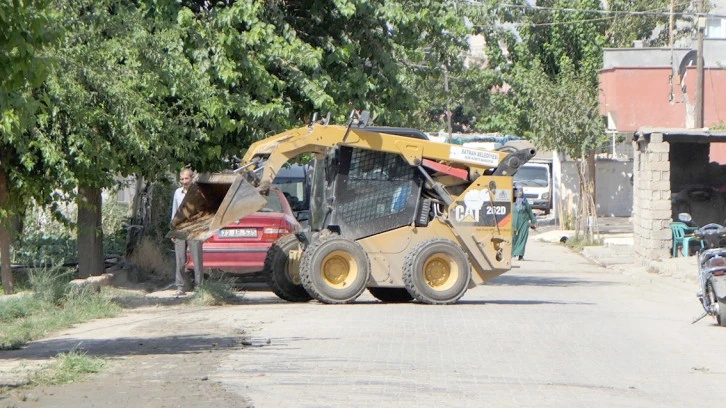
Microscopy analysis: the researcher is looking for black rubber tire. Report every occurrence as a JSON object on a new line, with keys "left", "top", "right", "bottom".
{"left": 403, "top": 239, "right": 471, "bottom": 305}
{"left": 718, "top": 300, "right": 726, "bottom": 327}
{"left": 299, "top": 236, "right": 370, "bottom": 304}
{"left": 368, "top": 287, "right": 413, "bottom": 303}
{"left": 263, "top": 234, "right": 312, "bottom": 302}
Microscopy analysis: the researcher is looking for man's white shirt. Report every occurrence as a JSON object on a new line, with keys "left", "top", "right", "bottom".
{"left": 171, "top": 187, "right": 186, "bottom": 222}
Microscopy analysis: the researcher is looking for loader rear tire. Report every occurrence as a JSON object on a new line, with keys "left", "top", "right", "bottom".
{"left": 403, "top": 239, "right": 471, "bottom": 305}
{"left": 300, "top": 236, "right": 370, "bottom": 304}
{"left": 368, "top": 287, "right": 413, "bottom": 303}
{"left": 263, "top": 234, "right": 312, "bottom": 303}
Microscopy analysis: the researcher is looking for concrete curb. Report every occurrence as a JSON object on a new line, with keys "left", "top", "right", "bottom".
{"left": 534, "top": 227, "right": 701, "bottom": 282}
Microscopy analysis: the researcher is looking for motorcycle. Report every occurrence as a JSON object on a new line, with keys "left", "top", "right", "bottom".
{"left": 683, "top": 213, "right": 726, "bottom": 326}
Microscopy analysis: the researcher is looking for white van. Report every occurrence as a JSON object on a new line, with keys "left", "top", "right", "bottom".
{"left": 514, "top": 162, "right": 552, "bottom": 214}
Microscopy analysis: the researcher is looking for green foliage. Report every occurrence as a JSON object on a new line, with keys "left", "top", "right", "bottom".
{"left": 2, "top": 0, "right": 691, "bottom": 280}
{"left": 514, "top": 60, "right": 607, "bottom": 159}
{"left": 0, "top": 0, "right": 62, "bottom": 218}
{"left": 605, "top": 0, "right": 693, "bottom": 48}
{"left": 12, "top": 195, "right": 129, "bottom": 266}
{"left": 37, "top": 0, "right": 224, "bottom": 185}
{"left": 516, "top": 0, "right": 605, "bottom": 85}
{"left": 101, "top": 197, "right": 131, "bottom": 256}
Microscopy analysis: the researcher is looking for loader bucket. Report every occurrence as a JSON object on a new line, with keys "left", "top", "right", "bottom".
{"left": 167, "top": 172, "right": 267, "bottom": 241}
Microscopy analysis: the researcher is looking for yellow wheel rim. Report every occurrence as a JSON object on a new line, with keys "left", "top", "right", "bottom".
{"left": 423, "top": 253, "right": 458, "bottom": 291}
{"left": 322, "top": 250, "right": 358, "bottom": 289}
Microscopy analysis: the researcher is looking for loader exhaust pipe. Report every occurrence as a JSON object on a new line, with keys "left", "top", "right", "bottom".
{"left": 492, "top": 148, "right": 537, "bottom": 177}
{"left": 167, "top": 172, "right": 267, "bottom": 241}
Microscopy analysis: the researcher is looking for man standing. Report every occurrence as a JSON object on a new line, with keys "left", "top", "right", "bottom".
{"left": 171, "top": 168, "right": 204, "bottom": 296}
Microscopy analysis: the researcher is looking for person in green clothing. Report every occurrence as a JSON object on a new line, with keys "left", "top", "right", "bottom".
{"left": 512, "top": 184, "right": 537, "bottom": 261}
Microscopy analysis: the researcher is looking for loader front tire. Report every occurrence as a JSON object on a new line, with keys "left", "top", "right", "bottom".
{"left": 403, "top": 239, "right": 471, "bottom": 305}
{"left": 368, "top": 287, "right": 413, "bottom": 303}
{"left": 263, "top": 234, "right": 312, "bottom": 303}
{"left": 300, "top": 236, "right": 370, "bottom": 304}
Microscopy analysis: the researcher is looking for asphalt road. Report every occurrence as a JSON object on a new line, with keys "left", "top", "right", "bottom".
{"left": 2, "top": 239, "right": 726, "bottom": 408}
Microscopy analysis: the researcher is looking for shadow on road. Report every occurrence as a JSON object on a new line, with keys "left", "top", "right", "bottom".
{"left": 0, "top": 334, "right": 243, "bottom": 362}
{"left": 489, "top": 274, "right": 616, "bottom": 287}
{"left": 458, "top": 299, "right": 594, "bottom": 306}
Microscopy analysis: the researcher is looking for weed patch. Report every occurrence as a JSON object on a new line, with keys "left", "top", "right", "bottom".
{"left": 564, "top": 235, "right": 603, "bottom": 252}
{"left": 30, "top": 350, "right": 106, "bottom": 386}
{"left": 0, "top": 287, "right": 119, "bottom": 351}
{"left": 191, "top": 279, "right": 241, "bottom": 306}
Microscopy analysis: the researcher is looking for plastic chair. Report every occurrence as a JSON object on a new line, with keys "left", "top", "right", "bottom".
{"left": 670, "top": 222, "right": 703, "bottom": 257}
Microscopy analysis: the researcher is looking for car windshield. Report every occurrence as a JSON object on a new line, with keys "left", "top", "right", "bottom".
{"left": 258, "top": 191, "right": 284, "bottom": 213}
{"left": 514, "top": 167, "right": 548, "bottom": 187}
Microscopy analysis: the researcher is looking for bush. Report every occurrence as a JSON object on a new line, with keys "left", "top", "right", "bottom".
{"left": 29, "top": 265, "right": 74, "bottom": 305}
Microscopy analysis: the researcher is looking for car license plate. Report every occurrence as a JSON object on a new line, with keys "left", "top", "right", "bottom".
{"left": 219, "top": 228, "right": 257, "bottom": 238}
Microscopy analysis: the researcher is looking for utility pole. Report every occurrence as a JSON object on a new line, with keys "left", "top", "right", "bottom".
{"left": 443, "top": 65, "right": 453, "bottom": 142}
{"left": 669, "top": 0, "right": 674, "bottom": 48}
{"left": 695, "top": 0, "right": 705, "bottom": 128}
{"left": 669, "top": 0, "right": 675, "bottom": 103}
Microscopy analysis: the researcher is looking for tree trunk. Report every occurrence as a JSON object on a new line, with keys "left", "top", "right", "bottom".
{"left": 0, "top": 166, "right": 13, "bottom": 294}
{"left": 0, "top": 225, "right": 12, "bottom": 295}
{"left": 587, "top": 151, "right": 597, "bottom": 211}
{"left": 126, "top": 175, "right": 144, "bottom": 257}
{"left": 77, "top": 184, "right": 104, "bottom": 278}
{"left": 575, "top": 153, "right": 599, "bottom": 241}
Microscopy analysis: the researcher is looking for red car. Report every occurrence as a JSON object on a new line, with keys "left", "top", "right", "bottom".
{"left": 187, "top": 187, "right": 302, "bottom": 274}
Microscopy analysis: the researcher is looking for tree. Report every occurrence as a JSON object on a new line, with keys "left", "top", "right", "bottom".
{"left": 0, "top": 0, "right": 60, "bottom": 294}
{"left": 184, "top": 0, "right": 476, "bottom": 134}
{"left": 605, "top": 0, "right": 693, "bottom": 48}
{"left": 36, "top": 0, "right": 224, "bottom": 277}
{"left": 516, "top": 61, "right": 607, "bottom": 235}
{"left": 458, "top": 0, "right": 609, "bottom": 235}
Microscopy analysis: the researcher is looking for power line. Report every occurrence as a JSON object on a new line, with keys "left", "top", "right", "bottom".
{"left": 465, "top": 1, "right": 695, "bottom": 28}
{"left": 455, "top": 0, "right": 726, "bottom": 19}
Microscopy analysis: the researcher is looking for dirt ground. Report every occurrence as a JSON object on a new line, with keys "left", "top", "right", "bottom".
{"left": 0, "top": 289, "right": 257, "bottom": 408}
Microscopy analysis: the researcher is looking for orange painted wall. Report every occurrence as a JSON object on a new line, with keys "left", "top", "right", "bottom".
{"left": 712, "top": 143, "right": 726, "bottom": 163}
{"left": 599, "top": 67, "right": 726, "bottom": 131}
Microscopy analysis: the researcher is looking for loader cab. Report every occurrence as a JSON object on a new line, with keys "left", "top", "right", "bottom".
{"left": 308, "top": 146, "right": 424, "bottom": 239}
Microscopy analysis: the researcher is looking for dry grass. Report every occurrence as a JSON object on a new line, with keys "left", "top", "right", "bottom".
{"left": 126, "top": 237, "right": 173, "bottom": 281}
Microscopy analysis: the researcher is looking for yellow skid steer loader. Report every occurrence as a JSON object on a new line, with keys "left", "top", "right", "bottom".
{"left": 169, "top": 113, "right": 535, "bottom": 304}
